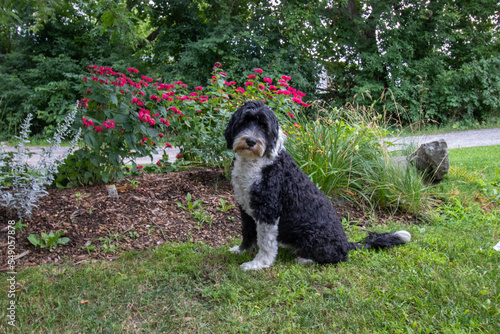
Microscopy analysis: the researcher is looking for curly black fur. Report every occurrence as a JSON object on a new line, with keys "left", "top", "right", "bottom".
{"left": 225, "top": 100, "right": 411, "bottom": 269}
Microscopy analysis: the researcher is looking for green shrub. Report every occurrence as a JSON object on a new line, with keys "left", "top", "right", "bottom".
{"left": 57, "top": 65, "right": 306, "bottom": 186}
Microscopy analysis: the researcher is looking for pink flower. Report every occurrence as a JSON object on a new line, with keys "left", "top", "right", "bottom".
{"left": 281, "top": 75, "right": 291, "bottom": 81}
{"left": 94, "top": 126, "right": 103, "bottom": 133}
{"left": 79, "top": 99, "right": 89, "bottom": 108}
{"left": 269, "top": 85, "right": 277, "bottom": 90}
{"left": 287, "top": 113, "right": 294, "bottom": 118}
{"left": 127, "top": 67, "right": 139, "bottom": 74}
{"left": 103, "top": 120, "right": 116, "bottom": 129}
{"left": 254, "top": 68, "right": 263, "bottom": 74}
{"left": 245, "top": 82, "right": 254, "bottom": 86}
{"left": 263, "top": 77, "right": 272, "bottom": 84}
{"left": 190, "top": 92, "right": 198, "bottom": 97}
{"left": 258, "top": 84, "right": 265, "bottom": 90}
{"left": 236, "top": 87, "right": 245, "bottom": 94}
{"left": 248, "top": 74, "right": 256, "bottom": 79}
{"left": 195, "top": 86, "right": 203, "bottom": 90}
{"left": 176, "top": 154, "right": 184, "bottom": 159}
{"left": 165, "top": 142, "right": 172, "bottom": 148}
{"left": 158, "top": 133, "right": 164, "bottom": 138}
{"left": 137, "top": 165, "right": 143, "bottom": 169}
{"left": 294, "top": 123, "right": 300, "bottom": 128}
{"left": 82, "top": 117, "right": 94, "bottom": 127}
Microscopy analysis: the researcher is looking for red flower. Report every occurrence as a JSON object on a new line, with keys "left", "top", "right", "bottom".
{"left": 263, "top": 77, "right": 272, "bottom": 84}
{"left": 195, "top": 86, "right": 203, "bottom": 90}
{"left": 165, "top": 142, "right": 173, "bottom": 148}
{"left": 245, "top": 82, "right": 254, "bottom": 86}
{"left": 176, "top": 154, "right": 184, "bottom": 159}
{"left": 254, "top": 68, "right": 263, "bottom": 74}
{"left": 236, "top": 87, "right": 245, "bottom": 94}
{"left": 247, "top": 74, "right": 256, "bottom": 79}
{"left": 127, "top": 67, "right": 139, "bottom": 74}
{"left": 93, "top": 126, "right": 103, "bottom": 133}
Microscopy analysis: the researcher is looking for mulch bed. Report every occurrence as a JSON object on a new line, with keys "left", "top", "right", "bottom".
{"left": 0, "top": 168, "right": 415, "bottom": 271}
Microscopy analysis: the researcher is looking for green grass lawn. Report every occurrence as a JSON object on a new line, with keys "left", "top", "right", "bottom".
{"left": 1, "top": 147, "right": 499, "bottom": 333}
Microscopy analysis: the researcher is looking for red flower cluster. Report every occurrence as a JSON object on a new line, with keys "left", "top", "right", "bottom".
{"left": 138, "top": 108, "right": 156, "bottom": 125}
{"left": 127, "top": 67, "right": 139, "bottom": 74}
{"left": 254, "top": 68, "right": 263, "bottom": 74}
{"left": 94, "top": 126, "right": 103, "bottom": 133}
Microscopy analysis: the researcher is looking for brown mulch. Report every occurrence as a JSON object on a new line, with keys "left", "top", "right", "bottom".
{"left": 0, "top": 168, "right": 414, "bottom": 271}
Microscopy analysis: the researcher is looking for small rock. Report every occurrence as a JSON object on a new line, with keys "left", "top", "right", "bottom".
{"left": 408, "top": 139, "right": 450, "bottom": 182}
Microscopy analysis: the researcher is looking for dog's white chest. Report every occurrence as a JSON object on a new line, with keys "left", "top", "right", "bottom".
{"left": 231, "top": 156, "right": 271, "bottom": 219}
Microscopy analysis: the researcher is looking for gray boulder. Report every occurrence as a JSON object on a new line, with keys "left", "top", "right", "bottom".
{"left": 408, "top": 139, "right": 449, "bottom": 182}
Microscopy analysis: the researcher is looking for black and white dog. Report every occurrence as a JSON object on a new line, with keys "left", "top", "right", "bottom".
{"left": 224, "top": 100, "right": 411, "bottom": 271}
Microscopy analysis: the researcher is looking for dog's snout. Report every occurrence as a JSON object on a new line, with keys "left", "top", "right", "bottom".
{"left": 246, "top": 138, "right": 257, "bottom": 147}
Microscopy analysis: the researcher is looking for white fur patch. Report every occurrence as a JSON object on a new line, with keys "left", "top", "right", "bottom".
{"left": 393, "top": 230, "right": 412, "bottom": 243}
{"left": 240, "top": 221, "right": 279, "bottom": 271}
{"left": 229, "top": 245, "right": 243, "bottom": 254}
{"left": 231, "top": 155, "right": 272, "bottom": 218}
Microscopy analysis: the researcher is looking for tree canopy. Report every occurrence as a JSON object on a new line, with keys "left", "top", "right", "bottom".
{"left": 0, "top": 0, "right": 498, "bottom": 138}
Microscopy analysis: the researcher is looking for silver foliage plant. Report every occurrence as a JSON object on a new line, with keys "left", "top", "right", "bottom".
{"left": 0, "top": 102, "right": 82, "bottom": 220}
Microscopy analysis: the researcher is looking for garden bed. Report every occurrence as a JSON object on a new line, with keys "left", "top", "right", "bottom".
{"left": 0, "top": 168, "right": 415, "bottom": 270}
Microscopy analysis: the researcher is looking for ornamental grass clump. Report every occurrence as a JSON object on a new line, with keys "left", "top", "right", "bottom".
{"left": 66, "top": 64, "right": 307, "bottom": 186}
{"left": 284, "top": 104, "right": 434, "bottom": 216}
{"left": 0, "top": 104, "right": 80, "bottom": 220}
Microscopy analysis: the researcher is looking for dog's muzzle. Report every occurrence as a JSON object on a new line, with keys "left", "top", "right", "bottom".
{"left": 233, "top": 132, "right": 266, "bottom": 158}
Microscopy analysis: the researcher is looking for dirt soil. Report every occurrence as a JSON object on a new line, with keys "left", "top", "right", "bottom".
{"left": 0, "top": 168, "right": 415, "bottom": 271}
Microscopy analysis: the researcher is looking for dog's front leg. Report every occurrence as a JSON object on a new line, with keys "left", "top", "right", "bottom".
{"left": 230, "top": 207, "right": 257, "bottom": 254}
{"left": 240, "top": 219, "right": 279, "bottom": 271}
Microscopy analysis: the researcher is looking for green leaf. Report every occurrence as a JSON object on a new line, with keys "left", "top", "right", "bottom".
{"left": 28, "top": 234, "right": 42, "bottom": 247}
{"left": 83, "top": 132, "right": 96, "bottom": 148}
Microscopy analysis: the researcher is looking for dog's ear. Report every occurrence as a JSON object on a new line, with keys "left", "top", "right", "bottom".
{"left": 225, "top": 105, "right": 244, "bottom": 149}
{"left": 264, "top": 105, "right": 280, "bottom": 154}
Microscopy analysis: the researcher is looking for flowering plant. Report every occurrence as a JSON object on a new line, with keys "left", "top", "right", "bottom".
{"left": 72, "top": 64, "right": 308, "bottom": 184}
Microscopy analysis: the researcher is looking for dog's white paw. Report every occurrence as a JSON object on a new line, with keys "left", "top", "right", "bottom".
{"left": 229, "top": 245, "right": 242, "bottom": 254}
{"left": 297, "top": 257, "right": 315, "bottom": 265}
{"left": 240, "top": 260, "right": 271, "bottom": 271}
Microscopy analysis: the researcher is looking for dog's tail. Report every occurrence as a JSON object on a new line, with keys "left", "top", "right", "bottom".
{"left": 348, "top": 230, "right": 411, "bottom": 251}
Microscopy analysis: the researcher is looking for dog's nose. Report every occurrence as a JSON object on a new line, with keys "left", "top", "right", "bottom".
{"left": 246, "top": 138, "right": 257, "bottom": 147}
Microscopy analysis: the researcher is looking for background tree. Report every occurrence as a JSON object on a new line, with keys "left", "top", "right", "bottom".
{"left": 315, "top": 0, "right": 499, "bottom": 124}
{"left": 1, "top": 0, "right": 498, "bottom": 139}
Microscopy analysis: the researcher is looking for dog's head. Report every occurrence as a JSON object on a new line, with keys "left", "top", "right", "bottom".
{"left": 225, "top": 100, "right": 285, "bottom": 159}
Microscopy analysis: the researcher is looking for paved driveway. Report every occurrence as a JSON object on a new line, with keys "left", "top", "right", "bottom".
{"left": 3, "top": 127, "right": 499, "bottom": 165}
{"left": 2, "top": 146, "right": 181, "bottom": 166}
{"left": 384, "top": 128, "right": 500, "bottom": 151}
